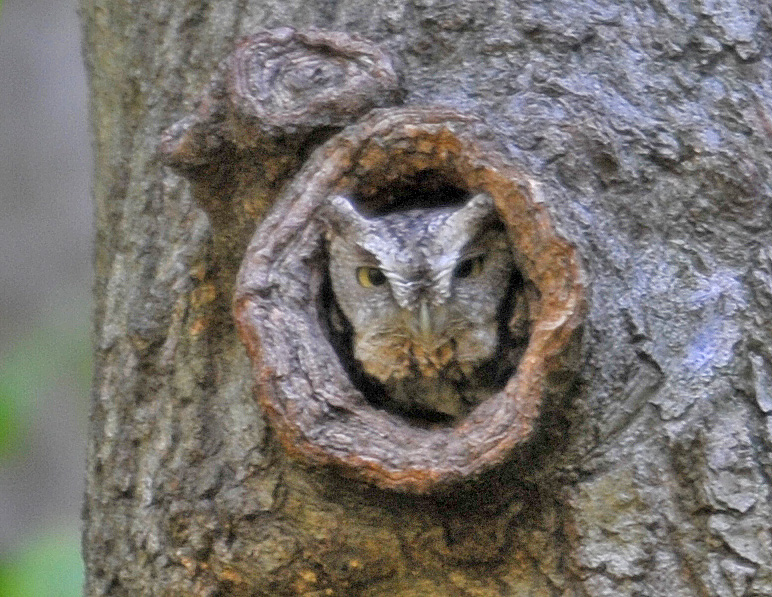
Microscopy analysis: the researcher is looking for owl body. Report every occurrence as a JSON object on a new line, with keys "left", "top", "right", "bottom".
{"left": 324, "top": 193, "right": 516, "bottom": 419}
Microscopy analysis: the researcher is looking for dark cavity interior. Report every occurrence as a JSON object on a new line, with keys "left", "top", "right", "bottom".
{"left": 352, "top": 169, "right": 470, "bottom": 216}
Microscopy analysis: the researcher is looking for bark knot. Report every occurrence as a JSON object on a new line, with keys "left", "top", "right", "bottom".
{"left": 158, "top": 28, "right": 404, "bottom": 176}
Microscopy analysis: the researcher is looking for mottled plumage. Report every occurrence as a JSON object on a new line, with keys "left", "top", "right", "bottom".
{"left": 324, "top": 193, "right": 516, "bottom": 419}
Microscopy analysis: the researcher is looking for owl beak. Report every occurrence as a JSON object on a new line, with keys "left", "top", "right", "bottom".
{"left": 419, "top": 299, "right": 432, "bottom": 338}
{"left": 403, "top": 299, "right": 445, "bottom": 343}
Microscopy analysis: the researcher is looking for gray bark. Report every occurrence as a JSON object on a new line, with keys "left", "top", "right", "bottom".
{"left": 82, "top": 0, "right": 772, "bottom": 595}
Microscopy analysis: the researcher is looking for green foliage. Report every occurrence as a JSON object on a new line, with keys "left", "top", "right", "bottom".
{"left": 0, "top": 341, "right": 41, "bottom": 458}
{"left": 0, "top": 312, "right": 90, "bottom": 596}
{"left": 0, "top": 317, "right": 91, "bottom": 457}
{"left": 0, "top": 526, "right": 83, "bottom": 597}
{"left": 0, "top": 383, "right": 19, "bottom": 457}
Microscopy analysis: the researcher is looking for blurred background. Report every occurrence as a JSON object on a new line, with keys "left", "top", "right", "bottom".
{"left": 0, "top": 0, "right": 91, "bottom": 594}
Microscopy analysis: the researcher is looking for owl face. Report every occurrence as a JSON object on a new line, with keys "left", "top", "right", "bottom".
{"left": 324, "top": 194, "right": 515, "bottom": 399}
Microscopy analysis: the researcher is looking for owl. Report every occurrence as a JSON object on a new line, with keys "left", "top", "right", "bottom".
{"left": 323, "top": 193, "right": 520, "bottom": 420}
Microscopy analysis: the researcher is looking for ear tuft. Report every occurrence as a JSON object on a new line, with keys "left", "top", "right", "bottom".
{"left": 443, "top": 192, "right": 497, "bottom": 233}
{"left": 322, "top": 195, "right": 370, "bottom": 237}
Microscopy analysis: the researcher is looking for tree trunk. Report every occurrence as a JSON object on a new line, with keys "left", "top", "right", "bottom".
{"left": 81, "top": 1, "right": 772, "bottom": 595}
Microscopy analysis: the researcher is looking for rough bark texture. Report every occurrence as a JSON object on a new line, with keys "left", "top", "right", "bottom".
{"left": 82, "top": 1, "right": 772, "bottom": 595}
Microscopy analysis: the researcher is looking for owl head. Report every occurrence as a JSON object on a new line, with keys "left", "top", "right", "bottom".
{"left": 323, "top": 193, "right": 516, "bottom": 404}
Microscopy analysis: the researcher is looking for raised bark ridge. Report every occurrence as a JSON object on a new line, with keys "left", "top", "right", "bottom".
{"left": 234, "top": 107, "right": 585, "bottom": 492}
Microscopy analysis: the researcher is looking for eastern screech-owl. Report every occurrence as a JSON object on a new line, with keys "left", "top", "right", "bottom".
{"left": 324, "top": 193, "right": 517, "bottom": 419}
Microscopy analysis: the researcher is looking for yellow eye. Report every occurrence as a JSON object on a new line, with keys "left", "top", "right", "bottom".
{"left": 453, "top": 255, "right": 485, "bottom": 279}
{"left": 356, "top": 266, "right": 387, "bottom": 288}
